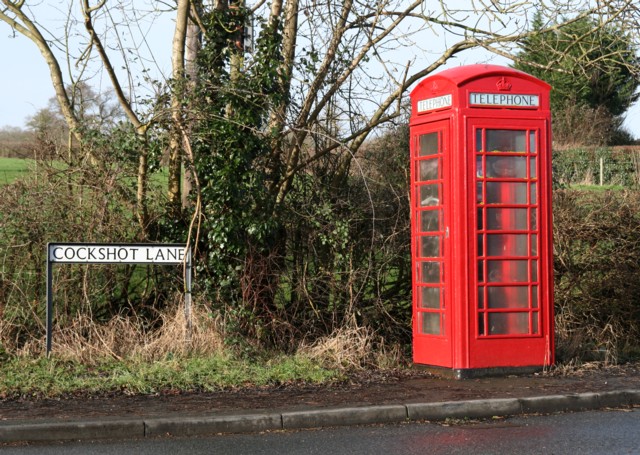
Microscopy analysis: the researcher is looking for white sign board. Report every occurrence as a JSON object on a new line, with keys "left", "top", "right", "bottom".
{"left": 48, "top": 244, "right": 188, "bottom": 264}
{"left": 469, "top": 92, "right": 539, "bottom": 108}
{"left": 417, "top": 94, "right": 452, "bottom": 113}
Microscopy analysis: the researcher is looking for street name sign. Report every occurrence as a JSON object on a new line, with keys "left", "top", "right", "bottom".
{"left": 45, "top": 243, "right": 192, "bottom": 354}
{"left": 49, "top": 244, "right": 188, "bottom": 264}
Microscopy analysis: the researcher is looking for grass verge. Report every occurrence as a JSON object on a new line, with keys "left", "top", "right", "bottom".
{"left": 0, "top": 353, "right": 341, "bottom": 399}
{"left": 0, "top": 304, "right": 400, "bottom": 399}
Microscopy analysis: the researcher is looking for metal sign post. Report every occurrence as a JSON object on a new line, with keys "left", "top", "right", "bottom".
{"left": 45, "top": 243, "right": 192, "bottom": 355}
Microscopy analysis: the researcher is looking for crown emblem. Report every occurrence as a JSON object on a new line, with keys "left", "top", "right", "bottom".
{"left": 496, "top": 77, "right": 512, "bottom": 91}
{"left": 431, "top": 82, "right": 440, "bottom": 92}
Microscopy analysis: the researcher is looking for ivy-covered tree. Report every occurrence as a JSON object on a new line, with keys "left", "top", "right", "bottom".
{"left": 514, "top": 12, "right": 640, "bottom": 145}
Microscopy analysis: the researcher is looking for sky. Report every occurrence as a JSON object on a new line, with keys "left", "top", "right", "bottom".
{"left": 1, "top": 31, "right": 57, "bottom": 128}
{"left": 1, "top": 3, "right": 639, "bottom": 139}
{"left": 0, "top": 0, "right": 174, "bottom": 130}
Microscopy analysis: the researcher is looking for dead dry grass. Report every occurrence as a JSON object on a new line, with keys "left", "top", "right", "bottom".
{"left": 8, "top": 302, "right": 225, "bottom": 363}
{"left": 296, "top": 324, "right": 403, "bottom": 371}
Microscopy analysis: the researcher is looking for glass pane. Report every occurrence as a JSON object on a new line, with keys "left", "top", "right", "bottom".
{"left": 476, "top": 156, "right": 483, "bottom": 177}
{"left": 476, "top": 129, "right": 483, "bottom": 152}
{"left": 479, "top": 314, "right": 486, "bottom": 335}
{"left": 530, "top": 157, "right": 537, "bottom": 179}
{"left": 420, "top": 236, "right": 440, "bottom": 257}
{"left": 487, "top": 234, "right": 529, "bottom": 256}
{"left": 487, "top": 208, "right": 528, "bottom": 230}
{"left": 529, "top": 131, "right": 536, "bottom": 153}
{"left": 478, "top": 287, "right": 485, "bottom": 308}
{"left": 532, "top": 312, "right": 539, "bottom": 334}
{"left": 530, "top": 209, "right": 537, "bottom": 230}
{"left": 531, "top": 260, "right": 538, "bottom": 281}
{"left": 420, "top": 287, "right": 440, "bottom": 309}
{"left": 477, "top": 182, "right": 484, "bottom": 203}
{"left": 532, "top": 285, "right": 539, "bottom": 308}
{"left": 487, "top": 260, "right": 528, "bottom": 282}
{"left": 421, "top": 261, "right": 440, "bottom": 283}
{"left": 419, "top": 133, "right": 438, "bottom": 156}
{"left": 531, "top": 234, "right": 538, "bottom": 256}
{"left": 486, "top": 182, "right": 527, "bottom": 204}
{"left": 478, "top": 260, "right": 484, "bottom": 282}
{"left": 477, "top": 234, "right": 484, "bottom": 256}
{"left": 422, "top": 312, "right": 440, "bottom": 335}
{"left": 487, "top": 286, "right": 529, "bottom": 308}
{"left": 486, "top": 156, "right": 526, "bottom": 178}
{"left": 420, "top": 184, "right": 440, "bottom": 206}
{"left": 420, "top": 210, "right": 440, "bottom": 232}
{"left": 419, "top": 158, "right": 439, "bottom": 181}
{"left": 488, "top": 312, "right": 529, "bottom": 335}
{"left": 486, "top": 130, "right": 526, "bottom": 152}
{"left": 477, "top": 208, "right": 484, "bottom": 230}
{"left": 530, "top": 183, "right": 537, "bottom": 204}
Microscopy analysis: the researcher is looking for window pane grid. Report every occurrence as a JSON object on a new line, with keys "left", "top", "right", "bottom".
{"left": 475, "top": 128, "right": 540, "bottom": 338}
{"left": 415, "top": 132, "right": 446, "bottom": 337}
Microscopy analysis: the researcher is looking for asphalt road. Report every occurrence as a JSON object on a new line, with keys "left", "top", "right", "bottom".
{"left": 3, "top": 408, "right": 639, "bottom": 455}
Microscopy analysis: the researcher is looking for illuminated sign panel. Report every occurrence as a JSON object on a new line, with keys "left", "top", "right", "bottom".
{"left": 469, "top": 92, "right": 539, "bottom": 108}
{"left": 417, "top": 94, "right": 452, "bottom": 113}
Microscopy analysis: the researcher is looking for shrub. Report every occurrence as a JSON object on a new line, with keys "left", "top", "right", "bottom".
{"left": 553, "top": 189, "right": 640, "bottom": 363}
{"left": 552, "top": 147, "right": 639, "bottom": 188}
{"left": 0, "top": 163, "right": 182, "bottom": 354}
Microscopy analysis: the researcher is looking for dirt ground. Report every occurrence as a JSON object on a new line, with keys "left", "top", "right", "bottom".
{"left": 1, "top": 363, "right": 639, "bottom": 423}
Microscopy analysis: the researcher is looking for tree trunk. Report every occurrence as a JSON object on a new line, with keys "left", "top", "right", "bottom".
{"left": 181, "top": 3, "right": 202, "bottom": 208}
{"left": 168, "top": 0, "right": 191, "bottom": 215}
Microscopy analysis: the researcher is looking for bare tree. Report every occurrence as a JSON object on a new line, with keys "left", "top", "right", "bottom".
{"left": 3, "top": 0, "right": 640, "bottom": 346}
{"left": 1, "top": 0, "right": 166, "bottom": 232}
{"left": 2, "top": 0, "right": 639, "bottom": 224}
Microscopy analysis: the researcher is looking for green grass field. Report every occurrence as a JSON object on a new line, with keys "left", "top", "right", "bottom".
{"left": 0, "top": 157, "right": 169, "bottom": 188}
{"left": 0, "top": 157, "right": 34, "bottom": 185}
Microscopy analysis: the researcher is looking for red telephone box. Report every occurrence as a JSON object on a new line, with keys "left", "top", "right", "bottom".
{"left": 409, "top": 64, "right": 554, "bottom": 377}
